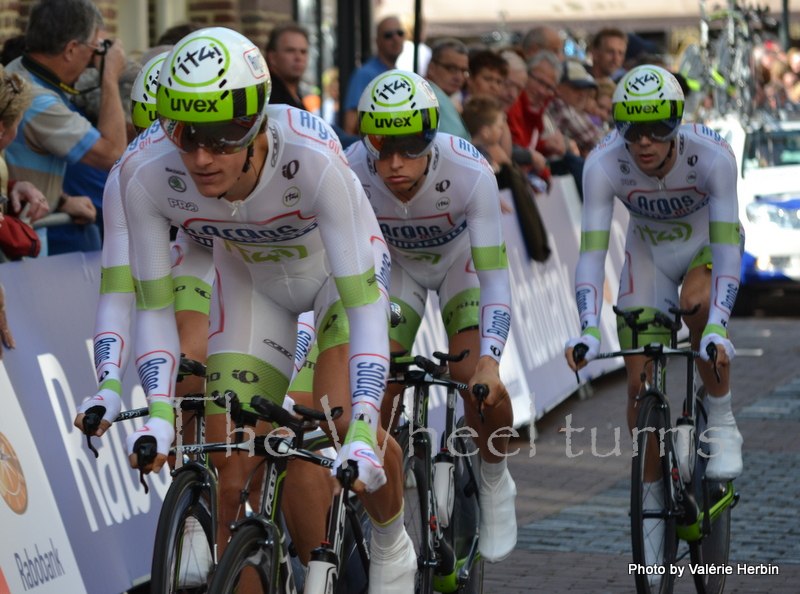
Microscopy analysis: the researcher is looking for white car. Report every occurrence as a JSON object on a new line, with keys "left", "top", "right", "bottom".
{"left": 710, "top": 114, "right": 800, "bottom": 289}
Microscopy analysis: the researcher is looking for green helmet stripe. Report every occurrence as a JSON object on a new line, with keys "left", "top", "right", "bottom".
{"left": 612, "top": 99, "right": 684, "bottom": 122}
{"left": 359, "top": 107, "right": 438, "bottom": 135}
{"left": 157, "top": 85, "right": 267, "bottom": 122}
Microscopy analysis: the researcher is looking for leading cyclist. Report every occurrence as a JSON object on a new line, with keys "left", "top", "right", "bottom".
{"left": 347, "top": 70, "right": 517, "bottom": 563}
{"left": 564, "top": 65, "right": 743, "bottom": 569}
{"left": 115, "top": 28, "right": 412, "bottom": 592}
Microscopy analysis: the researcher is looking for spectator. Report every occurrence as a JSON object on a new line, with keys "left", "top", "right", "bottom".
{"left": 498, "top": 49, "right": 527, "bottom": 112}
{"left": 788, "top": 47, "right": 800, "bottom": 76}
{"left": 466, "top": 50, "right": 508, "bottom": 99}
{"left": 425, "top": 38, "right": 471, "bottom": 140}
{"left": 507, "top": 50, "right": 566, "bottom": 180}
{"left": 49, "top": 59, "right": 140, "bottom": 252}
{"left": 547, "top": 60, "right": 603, "bottom": 158}
{"left": 266, "top": 22, "right": 310, "bottom": 110}
{"left": 342, "top": 15, "right": 405, "bottom": 134}
{"left": 0, "top": 66, "right": 49, "bottom": 227}
{"left": 462, "top": 95, "right": 510, "bottom": 173}
{"left": 588, "top": 28, "right": 627, "bottom": 82}
{"left": 585, "top": 76, "right": 615, "bottom": 132}
{"left": 5, "top": 0, "right": 128, "bottom": 256}
{"left": 521, "top": 26, "right": 564, "bottom": 62}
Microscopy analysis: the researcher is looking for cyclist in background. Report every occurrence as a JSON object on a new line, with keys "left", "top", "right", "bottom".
{"left": 347, "top": 70, "right": 517, "bottom": 563}
{"left": 564, "top": 64, "right": 743, "bottom": 568}
{"left": 110, "top": 28, "right": 413, "bottom": 592}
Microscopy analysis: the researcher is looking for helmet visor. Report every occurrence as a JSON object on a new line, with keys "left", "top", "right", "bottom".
{"left": 615, "top": 118, "right": 682, "bottom": 144}
{"left": 160, "top": 114, "right": 265, "bottom": 154}
{"left": 364, "top": 130, "right": 435, "bottom": 160}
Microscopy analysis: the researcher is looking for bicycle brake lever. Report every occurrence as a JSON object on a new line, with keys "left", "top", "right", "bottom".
{"left": 473, "top": 384, "right": 488, "bottom": 423}
{"left": 706, "top": 343, "right": 721, "bottom": 383}
{"left": 134, "top": 436, "right": 158, "bottom": 495}
{"left": 81, "top": 405, "right": 106, "bottom": 458}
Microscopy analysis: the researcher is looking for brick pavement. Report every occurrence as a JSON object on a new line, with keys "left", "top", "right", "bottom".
{"left": 484, "top": 316, "right": 800, "bottom": 592}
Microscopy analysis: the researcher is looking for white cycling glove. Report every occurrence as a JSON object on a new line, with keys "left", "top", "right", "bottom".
{"left": 126, "top": 416, "right": 175, "bottom": 462}
{"left": 565, "top": 333, "right": 601, "bottom": 364}
{"left": 333, "top": 419, "right": 386, "bottom": 493}
{"left": 699, "top": 333, "right": 736, "bottom": 362}
{"left": 77, "top": 389, "right": 123, "bottom": 434}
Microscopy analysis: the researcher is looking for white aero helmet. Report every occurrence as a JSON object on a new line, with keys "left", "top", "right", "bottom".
{"left": 612, "top": 64, "right": 685, "bottom": 144}
{"left": 357, "top": 70, "right": 439, "bottom": 159}
{"left": 157, "top": 27, "right": 271, "bottom": 154}
{"left": 131, "top": 52, "right": 168, "bottom": 134}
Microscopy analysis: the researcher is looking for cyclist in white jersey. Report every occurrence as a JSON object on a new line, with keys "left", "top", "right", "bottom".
{"left": 564, "top": 65, "right": 743, "bottom": 569}
{"left": 74, "top": 51, "right": 325, "bottom": 576}
{"left": 74, "top": 52, "right": 214, "bottom": 437}
{"left": 114, "top": 29, "right": 412, "bottom": 591}
{"left": 347, "top": 70, "right": 517, "bottom": 563}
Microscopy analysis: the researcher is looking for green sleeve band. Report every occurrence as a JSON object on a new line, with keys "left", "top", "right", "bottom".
{"left": 99, "top": 378, "right": 122, "bottom": 395}
{"left": 580, "top": 231, "right": 610, "bottom": 252}
{"left": 134, "top": 275, "right": 175, "bottom": 310}
{"left": 334, "top": 268, "right": 380, "bottom": 309}
{"left": 702, "top": 324, "right": 728, "bottom": 339}
{"left": 709, "top": 222, "right": 740, "bottom": 245}
{"left": 100, "top": 266, "right": 135, "bottom": 294}
{"left": 173, "top": 275, "right": 212, "bottom": 315}
{"left": 581, "top": 327, "right": 601, "bottom": 340}
{"left": 471, "top": 244, "right": 508, "bottom": 271}
{"left": 344, "top": 419, "right": 376, "bottom": 448}
{"left": 149, "top": 401, "right": 175, "bottom": 424}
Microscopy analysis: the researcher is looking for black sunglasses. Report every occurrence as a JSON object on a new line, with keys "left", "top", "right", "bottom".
{"left": 382, "top": 29, "right": 405, "bottom": 39}
{"left": 0, "top": 77, "right": 21, "bottom": 120}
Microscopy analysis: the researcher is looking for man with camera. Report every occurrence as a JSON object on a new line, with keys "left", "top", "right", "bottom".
{"left": 5, "top": 0, "right": 127, "bottom": 255}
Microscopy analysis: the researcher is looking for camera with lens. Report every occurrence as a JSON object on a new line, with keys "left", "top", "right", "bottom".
{"left": 96, "top": 38, "right": 113, "bottom": 55}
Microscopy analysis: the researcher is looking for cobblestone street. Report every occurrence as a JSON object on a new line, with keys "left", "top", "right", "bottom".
{"left": 483, "top": 315, "right": 800, "bottom": 592}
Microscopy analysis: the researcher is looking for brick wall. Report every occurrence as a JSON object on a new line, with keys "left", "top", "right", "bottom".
{"left": 2, "top": 0, "right": 294, "bottom": 55}
{"left": 2, "top": 0, "right": 120, "bottom": 43}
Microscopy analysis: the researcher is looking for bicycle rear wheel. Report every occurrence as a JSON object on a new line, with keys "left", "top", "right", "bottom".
{"left": 207, "top": 524, "right": 274, "bottom": 594}
{"left": 151, "top": 470, "right": 214, "bottom": 594}
{"left": 631, "top": 393, "right": 678, "bottom": 594}
{"left": 397, "top": 427, "right": 435, "bottom": 594}
{"left": 689, "top": 396, "right": 731, "bottom": 594}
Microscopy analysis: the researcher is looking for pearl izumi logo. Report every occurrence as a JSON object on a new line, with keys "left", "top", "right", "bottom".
{"left": 0, "top": 432, "right": 27, "bottom": 514}
{"left": 171, "top": 37, "right": 230, "bottom": 87}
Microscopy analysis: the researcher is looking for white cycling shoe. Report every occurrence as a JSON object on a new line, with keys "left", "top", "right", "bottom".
{"left": 178, "top": 516, "right": 213, "bottom": 587}
{"left": 478, "top": 466, "right": 517, "bottom": 563}
{"left": 704, "top": 420, "right": 743, "bottom": 481}
{"left": 369, "top": 527, "right": 416, "bottom": 594}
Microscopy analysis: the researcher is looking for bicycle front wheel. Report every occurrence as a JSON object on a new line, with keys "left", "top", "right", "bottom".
{"left": 631, "top": 393, "right": 677, "bottom": 594}
{"left": 207, "top": 524, "right": 274, "bottom": 594}
{"left": 151, "top": 470, "right": 214, "bottom": 593}
{"left": 689, "top": 396, "right": 731, "bottom": 594}
{"left": 397, "top": 427, "right": 435, "bottom": 594}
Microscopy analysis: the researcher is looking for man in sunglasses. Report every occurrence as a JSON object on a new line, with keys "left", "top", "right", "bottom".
{"left": 564, "top": 64, "right": 743, "bottom": 570}
{"left": 342, "top": 16, "right": 405, "bottom": 135}
{"left": 117, "top": 28, "right": 414, "bottom": 591}
{"left": 348, "top": 70, "right": 517, "bottom": 563}
{"left": 4, "top": 0, "right": 127, "bottom": 255}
